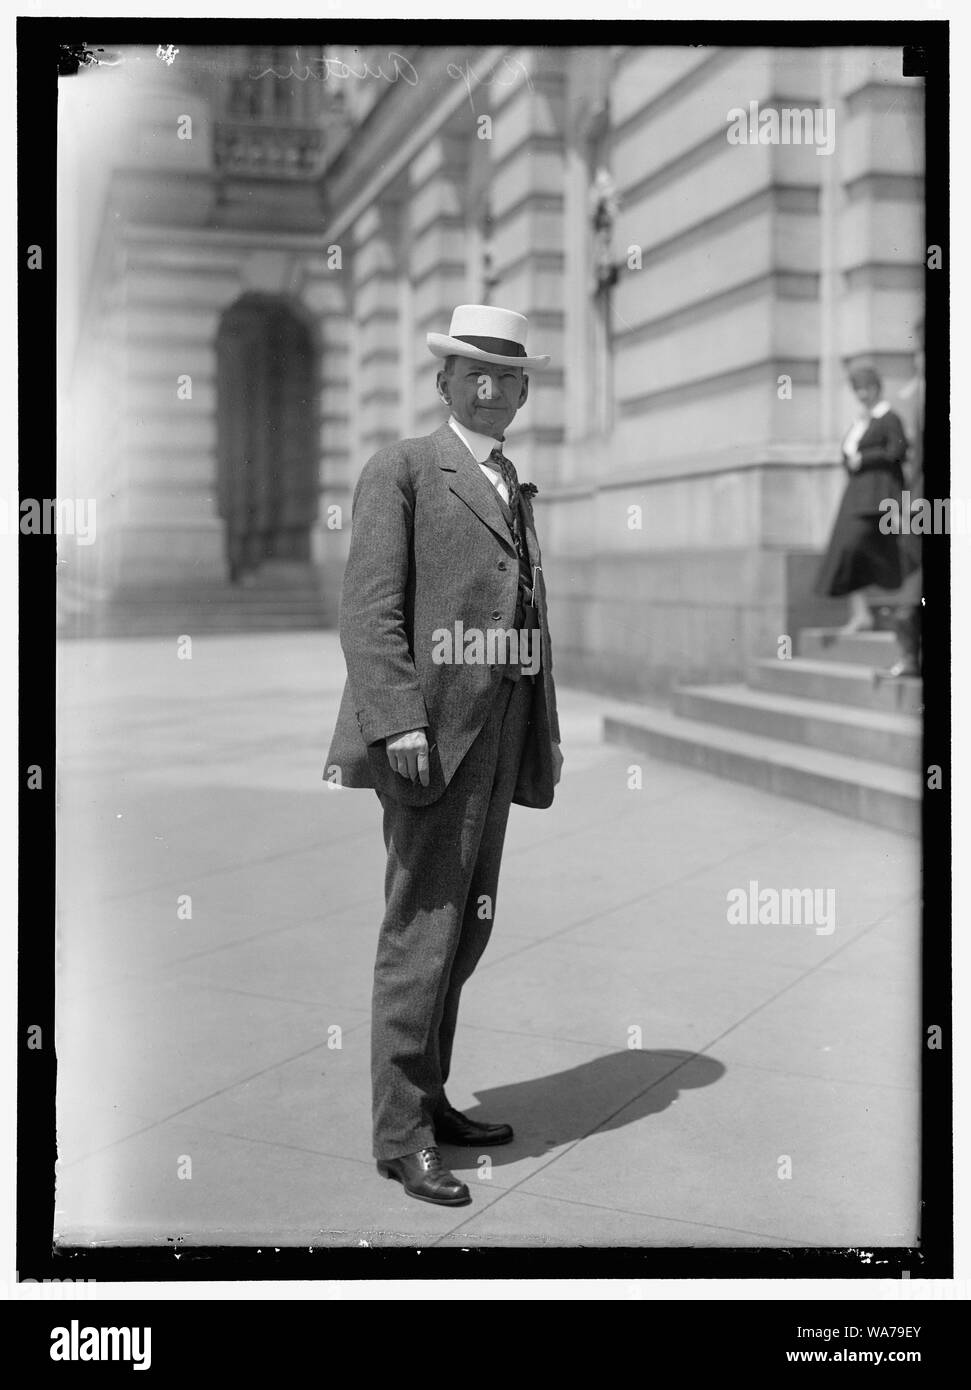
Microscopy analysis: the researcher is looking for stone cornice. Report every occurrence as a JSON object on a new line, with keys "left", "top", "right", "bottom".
{"left": 317, "top": 46, "right": 511, "bottom": 244}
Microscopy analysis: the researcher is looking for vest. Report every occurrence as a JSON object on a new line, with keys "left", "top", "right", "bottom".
{"left": 494, "top": 490, "right": 532, "bottom": 626}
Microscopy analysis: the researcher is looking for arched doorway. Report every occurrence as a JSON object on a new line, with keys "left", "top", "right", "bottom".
{"left": 216, "top": 294, "right": 318, "bottom": 584}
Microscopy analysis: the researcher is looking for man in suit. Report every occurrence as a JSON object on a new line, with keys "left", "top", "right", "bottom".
{"left": 324, "top": 305, "right": 563, "bottom": 1206}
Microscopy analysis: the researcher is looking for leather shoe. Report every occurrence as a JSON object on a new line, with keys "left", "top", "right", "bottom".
{"left": 376, "top": 1147, "right": 471, "bottom": 1206}
{"left": 434, "top": 1103, "right": 514, "bottom": 1147}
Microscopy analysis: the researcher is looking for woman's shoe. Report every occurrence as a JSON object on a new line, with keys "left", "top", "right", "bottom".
{"left": 888, "top": 607, "right": 921, "bottom": 678}
{"left": 839, "top": 615, "right": 874, "bottom": 635}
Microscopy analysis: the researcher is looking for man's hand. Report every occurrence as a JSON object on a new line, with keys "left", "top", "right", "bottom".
{"left": 552, "top": 741, "right": 564, "bottom": 787}
{"left": 386, "top": 728, "right": 430, "bottom": 786}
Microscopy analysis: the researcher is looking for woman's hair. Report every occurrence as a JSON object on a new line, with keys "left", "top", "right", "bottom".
{"left": 848, "top": 363, "right": 882, "bottom": 392}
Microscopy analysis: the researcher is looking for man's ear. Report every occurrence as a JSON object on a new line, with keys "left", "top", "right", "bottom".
{"left": 436, "top": 367, "right": 451, "bottom": 403}
{"left": 518, "top": 373, "right": 530, "bottom": 408}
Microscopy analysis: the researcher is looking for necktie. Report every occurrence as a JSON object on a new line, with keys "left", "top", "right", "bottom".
{"left": 488, "top": 445, "right": 524, "bottom": 555}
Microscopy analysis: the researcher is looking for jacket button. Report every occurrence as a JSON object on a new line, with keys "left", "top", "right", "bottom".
{"left": 497, "top": 560, "right": 507, "bottom": 570}
{"left": 492, "top": 610, "right": 502, "bottom": 621}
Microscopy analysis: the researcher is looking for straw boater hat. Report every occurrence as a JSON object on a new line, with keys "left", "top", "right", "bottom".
{"left": 427, "top": 304, "right": 551, "bottom": 369}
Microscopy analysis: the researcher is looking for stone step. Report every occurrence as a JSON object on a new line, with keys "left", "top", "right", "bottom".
{"left": 603, "top": 702, "right": 921, "bottom": 836}
{"left": 99, "top": 597, "right": 325, "bottom": 614}
{"left": 60, "top": 604, "right": 327, "bottom": 638}
{"left": 66, "top": 614, "right": 327, "bottom": 638}
{"left": 751, "top": 656, "right": 922, "bottom": 716}
{"left": 797, "top": 627, "right": 903, "bottom": 667}
{"left": 106, "top": 587, "right": 323, "bottom": 604}
{"left": 673, "top": 683, "right": 921, "bottom": 766}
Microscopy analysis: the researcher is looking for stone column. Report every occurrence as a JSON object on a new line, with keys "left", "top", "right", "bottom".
{"left": 116, "top": 238, "right": 232, "bottom": 589}
{"left": 485, "top": 49, "right": 567, "bottom": 487}
{"left": 59, "top": 46, "right": 225, "bottom": 613}
{"left": 408, "top": 130, "right": 469, "bottom": 436}
{"left": 351, "top": 196, "right": 405, "bottom": 461}
{"left": 834, "top": 47, "right": 924, "bottom": 387}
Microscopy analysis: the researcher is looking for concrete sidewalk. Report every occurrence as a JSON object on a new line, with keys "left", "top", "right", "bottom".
{"left": 54, "top": 632, "right": 920, "bottom": 1248}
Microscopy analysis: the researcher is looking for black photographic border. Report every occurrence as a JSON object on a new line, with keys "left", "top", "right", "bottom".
{"left": 17, "top": 14, "right": 951, "bottom": 1287}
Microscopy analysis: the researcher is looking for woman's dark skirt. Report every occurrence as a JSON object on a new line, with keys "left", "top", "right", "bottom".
{"left": 815, "top": 464, "right": 906, "bottom": 597}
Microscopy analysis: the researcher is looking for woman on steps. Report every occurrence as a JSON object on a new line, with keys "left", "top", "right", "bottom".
{"left": 815, "top": 363, "right": 910, "bottom": 635}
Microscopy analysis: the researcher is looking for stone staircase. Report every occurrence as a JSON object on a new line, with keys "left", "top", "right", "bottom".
{"left": 603, "top": 628, "right": 923, "bottom": 835}
{"left": 58, "top": 565, "right": 330, "bottom": 638}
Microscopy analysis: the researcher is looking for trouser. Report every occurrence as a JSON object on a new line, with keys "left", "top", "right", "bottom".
{"left": 370, "top": 674, "right": 533, "bottom": 1161}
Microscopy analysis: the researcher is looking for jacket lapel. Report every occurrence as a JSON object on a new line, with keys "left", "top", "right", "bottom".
{"left": 434, "top": 423, "right": 515, "bottom": 552}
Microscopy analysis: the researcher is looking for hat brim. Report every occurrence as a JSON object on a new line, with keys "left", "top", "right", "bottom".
{"left": 426, "top": 332, "right": 550, "bottom": 369}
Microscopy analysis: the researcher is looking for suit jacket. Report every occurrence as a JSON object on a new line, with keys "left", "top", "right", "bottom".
{"left": 324, "top": 421, "right": 561, "bottom": 809}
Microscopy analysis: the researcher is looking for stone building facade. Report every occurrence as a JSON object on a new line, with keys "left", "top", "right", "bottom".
{"left": 58, "top": 42, "right": 924, "bottom": 695}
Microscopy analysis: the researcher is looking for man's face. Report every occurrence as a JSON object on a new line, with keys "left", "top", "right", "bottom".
{"left": 440, "top": 357, "right": 529, "bottom": 439}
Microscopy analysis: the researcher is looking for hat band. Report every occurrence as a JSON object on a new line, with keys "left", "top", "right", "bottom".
{"left": 453, "top": 334, "right": 526, "bottom": 358}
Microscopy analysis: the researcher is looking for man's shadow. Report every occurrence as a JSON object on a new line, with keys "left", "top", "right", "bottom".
{"left": 441, "top": 1050, "right": 724, "bottom": 1166}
